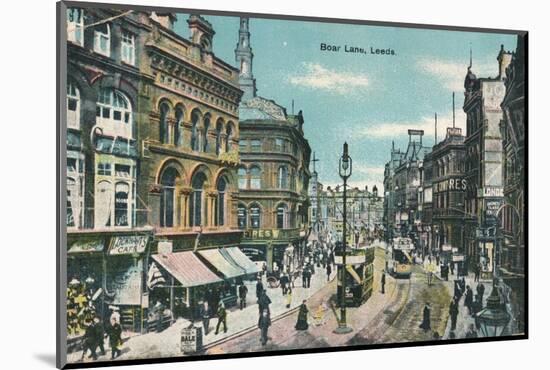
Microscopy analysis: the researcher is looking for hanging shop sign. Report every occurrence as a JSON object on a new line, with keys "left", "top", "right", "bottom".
{"left": 68, "top": 238, "right": 104, "bottom": 253}
{"left": 108, "top": 235, "right": 149, "bottom": 255}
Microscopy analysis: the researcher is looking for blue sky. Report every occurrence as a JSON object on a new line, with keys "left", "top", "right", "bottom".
{"left": 174, "top": 15, "right": 517, "bottom": 191}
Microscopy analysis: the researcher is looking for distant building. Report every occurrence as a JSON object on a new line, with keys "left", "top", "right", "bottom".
{"left": 499, "top": 35, "right": 526, "bottom": 334}
{"left": 463, "top": 45, "right": 512, "bottom": 275}
{"left": 235, "top": 18, "right": 311, "bottom": 272}
{"left": 383, "top": 141, "right": 405, "bottom": 241}
{"left": 431, "top": 127, "right": 467, "bottom": 264}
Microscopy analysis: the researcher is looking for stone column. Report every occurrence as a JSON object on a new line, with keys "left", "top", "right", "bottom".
{"left": 206, "top": 190, "right": 218, "bottom": 227}
{"left": 180, "top": 187, "right": 192, "bottom": 228}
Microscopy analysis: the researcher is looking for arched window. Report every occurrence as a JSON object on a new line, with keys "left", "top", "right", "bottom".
{"left": 191, "top": 111, "right": 200, "bottom": 151}
{"left": 67, "top": 8, "right": 84, "bottom": 46}
{"left": 96, "top": 88, "right": 132, "bottom": 138}
{"left": 93, "top": 22, "right": 111, "bottom": 57}
{"left": 67, "top": 177, "right": 77, "bottom": 227}
{"left": 190, "top": 172, "right": 207, "bottom": 227}
{"left": 174, "top": 107, "right": 184, "bottom": 146}
{"left": 215, "top": 177, "right": 227, "bottom": 226}
{"left": 159, "top": 103, "right": 170, "bottom": 144}
{"left": 225, "top": 124, "right": 233, "bottom": 152}
{"left": 278, "top": 166, "right": 288, "bottom": 189}
{"left": 238, "top": 168, "right": 247, "bottom": 190}
{"left": 276, "top": 204, "right": 288, "bottom": 229}
{"left": 95, "top": 180, "right": 112, "bottom": 227}
{"left": 250, "top": 204, "right": 261, "bottom": 229}
{"left": 67, "top": 82, "right": 80, "bottom": 129}
{"left": 114, "top": 182, "right": 130, "bottom": 226}
{"left": 202, "top": 115, "right": 210, "bottom": 152}
{"left": 290, "top": 168, "right": 296, "bottom": 191}
{"left": 160, "top": 167, "right": 179, "bottom": 227}
{"left": 250, "top": 166, "right": 261, "bottom": 189}
{"left": 237, "top": 204, "right": 247, "bottom": 229}
{"left": 215, "top": 119, "right": 223, "bottom": 155}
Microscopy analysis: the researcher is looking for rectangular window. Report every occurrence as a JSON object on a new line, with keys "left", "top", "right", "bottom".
{"left": 121, "top": 31, "right": 135, "bottom": 65}
{"left": 239, "top": 139, "right": 248, "bottom": 151}
{"left": 93, "top": 23, "right": 111, "bottom": 57}
{"left": 115, "top": 164, "right": 131, "bottom": 177}
{"left": 67, "top": 8, "right": 84, "bottom": 46}
{"left": 67, "top": 158, "right": 77, "bottom": 173}
{"left": 251, "top": 139, "right": 262, "bottom": 152}
{"left": 97, "top": 162, "right": 112, "bottom": 176}
{"left": 275, "top": 138, "right": 283, "bottom": 152}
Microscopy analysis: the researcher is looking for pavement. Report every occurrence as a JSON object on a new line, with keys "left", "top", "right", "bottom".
{"left": 68, "top": 258, "right": 336, "bottom": 364}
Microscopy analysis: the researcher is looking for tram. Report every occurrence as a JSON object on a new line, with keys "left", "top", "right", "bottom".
{"left": 390, "top": 237, "right": 414, "bottom": 278}
{"left": 334, "top": 242, "right": 375, "bottom": 307}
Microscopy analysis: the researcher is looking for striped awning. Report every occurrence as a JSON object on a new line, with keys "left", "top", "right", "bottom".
{"left": 152, "top": 251, "right": 222, "bottom": 288}
{"left": 221, "top": 247, "right": 260, "bottom": 275}
{"left": 198, "top": 248, "right": 245, "bottom": 279}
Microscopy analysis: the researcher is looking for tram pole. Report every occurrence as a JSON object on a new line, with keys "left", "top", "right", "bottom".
{"left": 334, "top": 143, "right": 353, "bottom": 334}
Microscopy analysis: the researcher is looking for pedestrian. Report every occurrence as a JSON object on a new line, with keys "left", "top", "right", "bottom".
{"left": 306, "top": 265, "right": 312, "bottom": 288}
{"left": 476, "top": 283, "right": 485, "bottom": 305}
{"left": 109, "top": 305, "right": 120, "bottom": 325}
{"left": 199, "top": 301, "right": 212, "bottom": 335}
{"left": 214, "top": 301, "right": 227, "bottom": 335}
{"left": 238, "top": 282, "right": 248, "bottom": 310}
{"left": 258, "top": 289, "right": 272, "bottom": 317}
{"left": 449, "top": 298, "right": 459, "bottom": 331}
{"left": 419, "top": 302, "right": 431, "bottom": 332}
{"left": 262, "top": 262, "right": 267, "bottom": 277}
{"left": 449, "top": 261, "right": 455, "bottom": 275}
{"left": 280, "top": 272, "right": 289, "bottom": 295}
{"left": 295, "top": 300, "right": 309, "bottom": 330}
{"left": 256, "top": 278, "right": 264, "bottom": 300}
{"left": 286, "top": 286, "right": 293, "bottom": 309}
{"left": 93, "top": 316, "right": 105, "bottom": 357}
{"left": 465, "top": 323, "right": 478, "bottom": 338}
{"left": 154, "top": 300, "right": 165, "bottom": 333}
{"left": 258, "top": 309, "right": 271, "bottom": 346}
{"left": 464, "top": 285, "right": 474, "bottom": 315}
{"left": 106, "top": 317, "right": 122, "bottom": 360}
{"left": 81, "top": 318, "right": 97, "bottom": 361}
{"left": 301, "top": 265, "right": 307, "bottom": 287}
{"left": 474, "top": 262, "right": 481, "bottom": 282}
{"left": 380, "top": 270, "right": 386, "bottom": 294}
{"left": 326, "top": 263, "right": 332, "bottom": 282}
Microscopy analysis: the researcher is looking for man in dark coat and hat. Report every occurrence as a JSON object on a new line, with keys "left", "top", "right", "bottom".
{"left": 93, "top": 316, "right": 105, "bottom": 356}
{"left": 381, "top": 270, "right": 386, "bottom": 294}
{"left": 106, "top": 317, "right": 122, "bottom": 360}
{"left": 238, "top": 282, "right": 248, "bottom": 310}
{"left": 256, "top": 278, "right": 264, "bottom": 300}
{"left": 449, "top": 297, "right": 459, "bottom": 331}
{"left": 295, "top": 300, "right": 309, "bottom": 330}
{"left": 81, "top": 318, "right": 98, "bottom": 361}
{"left": 258, "top": 309, "right": 271, "bottom": 346}
{"left": 464, "top": 285, "right": 474, "bottom": 315}
{"left": 258, "top": 289, "right": 272, "bottom": 317}
{"left": 419, "top": 302, "right": 431, "bottom": 332}
{"left": 476, "top": 283, "right": 485, "bottom": 306}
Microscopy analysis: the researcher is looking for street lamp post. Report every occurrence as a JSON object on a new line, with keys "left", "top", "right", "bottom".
{"left": 334, "top": 142, "right": 353, "bottom": 334}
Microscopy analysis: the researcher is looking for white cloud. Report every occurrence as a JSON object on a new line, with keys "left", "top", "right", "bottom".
{"left": 416, "top": 58, "right": 497, "bottom": 92}
{"left": 288, "top": 62, "right": 369, "bottom": 95}
{"left": 357, "top": 111, "right": 466, "bottom": 140}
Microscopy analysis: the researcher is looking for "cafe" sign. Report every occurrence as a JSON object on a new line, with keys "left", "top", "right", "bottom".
{"left": 109, "top": 235, "right": 149, "bottom": 255}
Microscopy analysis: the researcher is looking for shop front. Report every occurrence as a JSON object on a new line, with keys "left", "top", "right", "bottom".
{"left": 105, "top": 234, "right": 150, "bottom": 333}
{"left": 150, "top": 251, "right": 223, "bottom": 321}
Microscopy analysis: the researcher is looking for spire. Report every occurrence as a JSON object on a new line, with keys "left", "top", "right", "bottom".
{"left": 435, "top": 112, "right": 438, "bottom": 144}
{"left": 452, "top": 92, "right": 455, "bottom": 128}
{"left": 469, "top": 43, "right": 472, "bottom": 69}
{"left": 235, "top": 17, "right": 256, "bottom": 101}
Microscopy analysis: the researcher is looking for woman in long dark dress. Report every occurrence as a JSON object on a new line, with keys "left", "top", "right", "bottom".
{"left": 295, "top": 300, "right": 309, "bottom": 330}
{"left": 419, "top": 302, "right": 431, "bottom": 332}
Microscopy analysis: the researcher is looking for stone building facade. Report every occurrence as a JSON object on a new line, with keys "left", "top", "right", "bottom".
{"left": 499, "top": 35, "right": 526, "bottom": 334}
{"left": 463, "top": 46, "right": 512, "bottom": 274}
{"left": 431, "top": 127, "right": 467, "bottom": 265}
{"left": 234, "top": 18, "right": 311, "bottom": 272}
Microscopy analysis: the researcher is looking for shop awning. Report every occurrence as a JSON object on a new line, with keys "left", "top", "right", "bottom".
{"left": 198, "top": 249, "right": 245, "bottom": 279}
{"left": 221, "top": 247, "right": 260, "bottom": 275}
{"left": 68, "top": 238, "right": 104, "bottom": 254}
{"left": 152, "top": 251, "right": 222, "bottom": 288}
